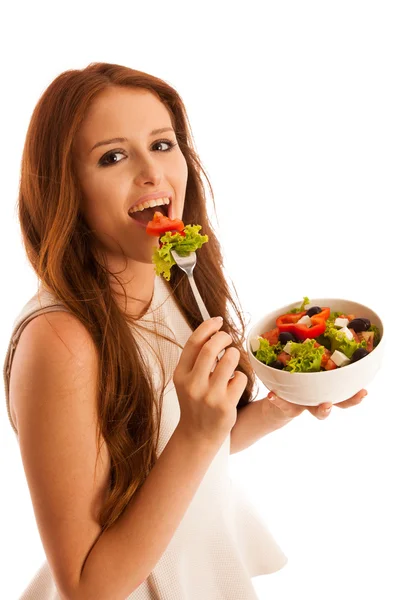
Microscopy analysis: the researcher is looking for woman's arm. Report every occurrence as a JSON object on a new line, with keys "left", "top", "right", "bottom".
{"left": 78, "top": 425, "right": 220, "bottom": 600}
{"left": 230, "top": 398, "right": 293, "bottom": 454}
{"left": 11, "top": 313, "right": 222, "bottom": 600}
{"left": 230, "top": 388, "right": 367, "bottom": 454}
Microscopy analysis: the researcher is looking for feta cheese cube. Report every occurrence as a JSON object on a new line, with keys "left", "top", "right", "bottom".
{"left": 250, "top": 337, "right": 262, "bottom": 352}
{"left": 330, "top": 350, "right": 351, "bottom": 367}
{"left": 283, "top": 341, "right": 293, "bottom": 354}
{"left": 335, "top": 317, "right": 349, "bottom": 328}
{"left": 297, "top": 315, "right": 313, "bottom": 327}
{"left": 339, "top": 326, "right": 353, "bottom": 340}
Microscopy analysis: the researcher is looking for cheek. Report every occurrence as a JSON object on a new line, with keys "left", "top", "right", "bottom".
{"left": 80, "top": 171, "right": 127, "bottom": 216}
{"left": 80, "top": 186, "right": 115, "bottom": 233}
{"left": 175, "top": 153, "right": 188, "bottom": 189}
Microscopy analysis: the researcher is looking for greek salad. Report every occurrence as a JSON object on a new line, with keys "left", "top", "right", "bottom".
{"left": 146, "top": 211, "right": 208, "bottom": 281}
{"left": 251, "top": 297, "right": 381, "bottom": 373}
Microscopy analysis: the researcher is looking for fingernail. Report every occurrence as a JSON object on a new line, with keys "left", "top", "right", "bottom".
{"left": 362, "top": 391, "right": 368, "bottom": 397}
{"left": 213, "top": 316, "right": 223, "bottom": 323}
{"left": 322, "top": 407, "right": 332, "bottom": 415}
{"left": 268, "top": 392, "right": 276, "bottom": 402}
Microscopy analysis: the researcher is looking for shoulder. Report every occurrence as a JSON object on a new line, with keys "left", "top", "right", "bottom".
{"left": 10, "top": 310, "right": 99, "bottom": 429}
{"left": 19, "top": 310, "right": 97, "bottom": 364}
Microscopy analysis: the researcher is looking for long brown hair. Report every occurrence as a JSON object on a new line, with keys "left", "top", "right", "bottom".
{"left": 18, "top": 62, "right": 257, "bottom": 534}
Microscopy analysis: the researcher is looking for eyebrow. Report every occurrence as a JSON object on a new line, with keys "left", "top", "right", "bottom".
{"left": 90, "top": 127, "right": 175, "bottom": 153}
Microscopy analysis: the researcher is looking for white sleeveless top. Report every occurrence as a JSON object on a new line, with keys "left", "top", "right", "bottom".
{"left": 3, "top": 275, "right": 287, "bottom": 600}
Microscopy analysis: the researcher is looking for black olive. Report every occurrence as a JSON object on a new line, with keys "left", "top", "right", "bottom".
{"left": 348, "top": 318, "right": 371, "bottom": 333}
{"left": 350, "top": 348, "right": 369, "bottom": 363}
{"left": 278, "top": 332, "right": 298, "bottom": 344}
{"left": 306, "top": 306, "right": 322, "bottom": 317}
{"left": 269, "top": 360, "right": 285, "bottom": 370}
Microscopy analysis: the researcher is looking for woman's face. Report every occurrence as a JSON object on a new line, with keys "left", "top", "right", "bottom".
{"left": 73, "top": 86, "right": 188, "bottom": 267}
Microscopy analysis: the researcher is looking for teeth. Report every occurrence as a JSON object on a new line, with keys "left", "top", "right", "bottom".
{"left": 129, "top": 197, "right": 170, "bottom": 213}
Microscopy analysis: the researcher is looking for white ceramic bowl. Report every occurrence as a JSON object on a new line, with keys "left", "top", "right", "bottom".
{"left": 246, "top": 298, "right": 385, "bottom": 406}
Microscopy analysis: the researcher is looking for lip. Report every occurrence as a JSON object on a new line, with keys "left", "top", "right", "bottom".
{"left": 128, "top": 190, "right": 173, "bottom": 225}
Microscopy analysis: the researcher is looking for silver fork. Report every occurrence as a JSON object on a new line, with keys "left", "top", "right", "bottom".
{"left": 170, "top": 248, "right": 234, "bottom": 379}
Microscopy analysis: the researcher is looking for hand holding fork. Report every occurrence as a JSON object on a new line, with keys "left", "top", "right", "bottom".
{"left": 170, "top": 249, "right": 235, "bottom": 379}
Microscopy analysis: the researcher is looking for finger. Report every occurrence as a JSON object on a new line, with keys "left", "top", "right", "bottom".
{"left": 226, "top": 370, "right": 249, "bottom": 399}
{"left": 178, "top": 317, "right": 225, "bottom": 373}
{"left": 308, "top": 403, "right": 333, "bottom": 420}
{"left": 209, "top": 346, "right": 241, "bottom": 384}
{"left": 335, "top": 389, "right": 368, "bottom": 409}
{"left": 192, "top": 331, "right": 234, "bottom": 380}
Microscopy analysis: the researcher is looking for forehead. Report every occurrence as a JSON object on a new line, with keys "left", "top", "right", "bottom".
{"left": 75, "top": 86, "right": 172, "bottom": 149}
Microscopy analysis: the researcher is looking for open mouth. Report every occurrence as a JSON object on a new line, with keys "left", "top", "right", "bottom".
{"left": 128, "top": 202, "right": 169, "bottom": 225}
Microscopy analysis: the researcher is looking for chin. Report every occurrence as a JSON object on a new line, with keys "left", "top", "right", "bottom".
{"left": 128, "top": 248, "right": 157, "bottom": 265}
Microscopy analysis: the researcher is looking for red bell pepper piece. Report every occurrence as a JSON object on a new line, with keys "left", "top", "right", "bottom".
{"left": 276, "top": 311, "right": 307, "bottom": 326}
{"left": 276, "top": 307, "right": 331, "bottom": 341}
{"left": 146, "top": 211, "right": 185, "bottom": 237}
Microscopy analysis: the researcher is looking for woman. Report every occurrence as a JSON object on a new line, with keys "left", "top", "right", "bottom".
{"left": 3, "top": 62, "right": 366, "bottom": 600}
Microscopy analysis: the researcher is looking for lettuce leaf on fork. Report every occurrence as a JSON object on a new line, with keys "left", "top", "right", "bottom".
{"left": 152, "top": 225, "right": 209, "bottom": 281}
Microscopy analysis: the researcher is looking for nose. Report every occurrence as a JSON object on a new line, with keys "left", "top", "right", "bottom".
{"left": 133, "top": 155, "right": 162, "bottom": 188}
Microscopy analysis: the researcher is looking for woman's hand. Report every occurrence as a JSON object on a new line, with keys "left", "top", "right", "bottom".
{"left": 173, "top": 317, "right": 248, "bottom": 447}
{"left": 264, "top": 389, "right": 368, "bottom": 422}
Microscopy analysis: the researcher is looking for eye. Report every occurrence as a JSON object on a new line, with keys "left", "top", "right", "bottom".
{"left": 98, "top": 150, "right": 126, "bottom": 167}
{"left": 98, "top": 139, "right": 177, "bottom": 168}
{"left": 153, "top": 140, "right": 177, "bottom": 152}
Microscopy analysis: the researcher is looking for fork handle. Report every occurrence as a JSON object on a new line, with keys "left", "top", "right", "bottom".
{"left": 187, "top": 274, "right": 234, "bottom": 379}
{"left": 187, "top": 273, "right": 211, "bottom": 321}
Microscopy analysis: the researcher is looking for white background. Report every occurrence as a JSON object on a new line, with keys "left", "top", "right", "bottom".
{"left": 1, "top": 1, "right": 399, "bottom": 598}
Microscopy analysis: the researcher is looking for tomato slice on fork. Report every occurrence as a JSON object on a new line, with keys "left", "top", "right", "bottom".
{"left": 146, "top": 211, "right": 185, "bottom": 237}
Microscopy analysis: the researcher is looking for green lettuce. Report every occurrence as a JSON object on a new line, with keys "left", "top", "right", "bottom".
{"left": 314, "top": 334, "right": 331, "bottom": 350}
{"left": 152, "top": 224, "right": 209, "bottom": 281}
{"left": 289, "top": 296, "right": 310, "bottom": 314}
{"left": 327, "top": 311, "right": 342, "bottom": 322}
{"left": 369, "top": 324, "right": 381, "bottom": 347}
{"left": 285, "top": 339, "right": 325, "bottom": 372}
{"left": 254, "top": 338, "right": 283, "bottom": 365}
{"left": 322, "top": 320, "right": 366, "bottom": 358}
